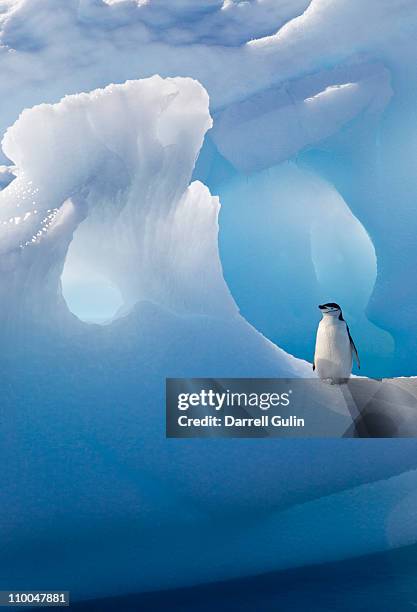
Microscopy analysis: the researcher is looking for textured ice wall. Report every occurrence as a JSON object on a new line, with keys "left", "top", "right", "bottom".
{"left": 0, "top": 76, "right": 234, "bottom": 320}
{"left": 211, "top": 62, "right": 391, "bottom": 173}
{"left": 0, "top": 76, "right": 310, "bottom": 598}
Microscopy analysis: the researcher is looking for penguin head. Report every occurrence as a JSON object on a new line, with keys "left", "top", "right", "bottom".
{"left": 319, "top": 302, "right": 342, "bottom": 317}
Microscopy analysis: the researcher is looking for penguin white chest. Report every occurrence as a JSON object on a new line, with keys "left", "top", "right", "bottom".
{"left": 315, "top": 318, "right": 352, "bottom": 381}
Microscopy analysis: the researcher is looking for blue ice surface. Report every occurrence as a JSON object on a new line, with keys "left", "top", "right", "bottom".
{"left": 2, "top": 303, "right": 417, "bottom": 599}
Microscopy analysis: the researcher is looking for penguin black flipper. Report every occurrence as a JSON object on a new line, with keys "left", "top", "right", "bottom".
{"left": 346, "top": 324, "right": 360, "bottom": 369}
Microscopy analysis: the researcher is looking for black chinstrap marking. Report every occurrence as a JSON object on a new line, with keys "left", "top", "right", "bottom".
{"left": 319, "top": 302, "right": 341, "bottom": 310}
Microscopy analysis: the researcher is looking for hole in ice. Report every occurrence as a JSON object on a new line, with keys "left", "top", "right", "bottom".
{"left": 61, "top": 272, "right": 124, "bottom": 324}
{"left": 61, "top": 214, "right": 125, "bottom": 325}
{"left": 59, "top": 187, "right": 127, "bottom": 325}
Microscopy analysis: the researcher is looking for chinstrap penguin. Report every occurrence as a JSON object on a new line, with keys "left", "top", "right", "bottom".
{"left": 313, "top": 303, "right": 360, "bottom": 384}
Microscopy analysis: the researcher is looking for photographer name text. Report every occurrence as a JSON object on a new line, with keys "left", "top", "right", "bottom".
{"left": 177, "top": 414, "right": 305, "bottom": 428}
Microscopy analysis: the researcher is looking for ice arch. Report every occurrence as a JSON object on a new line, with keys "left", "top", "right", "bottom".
{"left": 0, "top": 77, "right": 237, "bottom": 323}
{"left": 213, "top": 162, "right": 393, "bottom": 377}
{"left": 0, "top": 74, "right": 310, "bottom": 387}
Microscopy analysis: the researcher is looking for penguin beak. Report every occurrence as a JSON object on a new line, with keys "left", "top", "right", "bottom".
{"left": 318, "top": 305, "right": 326, "bottom": 310}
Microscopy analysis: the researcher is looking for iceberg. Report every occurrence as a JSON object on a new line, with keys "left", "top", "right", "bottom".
{"left": 0, "top": 0, "right": 416, "bottom": 374}
{"left": 0, "top": 0, "right": 417, "bottom": 604}
{"left": 0, "top": 74, "right": 416, "bottom": 601}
